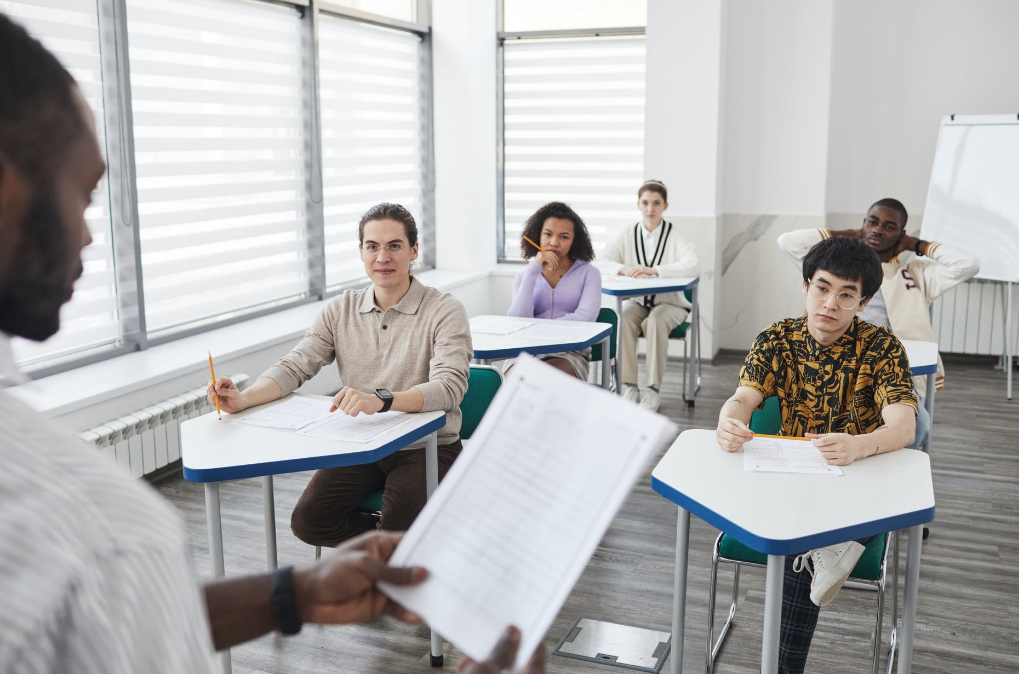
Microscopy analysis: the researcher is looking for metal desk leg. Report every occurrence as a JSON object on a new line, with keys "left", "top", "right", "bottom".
{"left": 670, "top": 507, "right": 691, "bottom": 674}
{"left": 923, "top": 375, "right": 936, "bottom": 455}
{"left": 425, "top": 432, "right": 444, "bottom": 667}
{"left": 896, "top": 524, "right": 924, "bottom": 674}
{"left": 762, "top": 555, "right": 784, "bottom": 674}
{"left": 615, "top": 296, "right": 624, "bottom": 394}
{"left": 263, "top": 475, "right": 277, "bottom": 571}
{"left": 1007, "top": 282, "right": 1013, "bottom": 400}
{"left": 204, "top": 482, "right": 232, "bottom": 674}
{"left": 600, "top": 335, "right": 611, "bottom": 390}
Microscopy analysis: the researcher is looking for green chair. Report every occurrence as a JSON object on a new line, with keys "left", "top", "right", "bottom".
{"left": 706, "top": 397, "right": 899, "bottom": 674}
{"left": 590, "top": 307, "right": 618, "bottom": 390}
{"left": 315, "top": 365, "right": 504, "bottom": 559}
{"left": 636, "top": 289, "right": 701, "bottom": 407}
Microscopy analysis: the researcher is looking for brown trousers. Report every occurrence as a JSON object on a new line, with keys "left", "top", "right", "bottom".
{"left": 290, "top": 439, "right": 462, "bottom": 548}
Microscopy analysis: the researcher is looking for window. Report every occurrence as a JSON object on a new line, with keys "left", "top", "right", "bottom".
{"left": 318, "top": 15, "right": 428, "bottom": 288}
{"left": 3, "top": 0, "right": 121, "bottom": 367}
{"left": 126, "top": 0, "right": 311, "bottom": 335}
{"left": 324, "top": 0, "right": 416, "bottom": 23}
{"left": 503, "top": 0, "right": 646, "bottom": 33}
{"left": 500, "top": 35, "right": 647, "bottom": 259}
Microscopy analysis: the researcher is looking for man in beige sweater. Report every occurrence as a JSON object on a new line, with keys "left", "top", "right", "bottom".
{"left": 209, "top": 203, "right": 472, "bottom": 547}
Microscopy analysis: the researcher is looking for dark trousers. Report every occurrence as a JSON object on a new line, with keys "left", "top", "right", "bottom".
{"left": 290, "top": 439, "right": 462, "bottom": 548}
{"left": 779, "top": 535, "right": 876, "bottom": 674}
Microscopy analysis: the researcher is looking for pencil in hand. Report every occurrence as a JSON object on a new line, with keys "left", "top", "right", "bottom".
{"left": 208, "top": 351, "right": 221, "bottom": 420}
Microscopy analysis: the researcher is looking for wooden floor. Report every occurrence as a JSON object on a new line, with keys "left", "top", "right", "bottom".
{"left": 154, "top": 354, "right": 1019, "bottom": 674}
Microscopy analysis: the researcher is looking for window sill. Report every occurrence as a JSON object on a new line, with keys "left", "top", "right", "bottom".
{"left": 8, "top": 267, "right": 493, "bottom": 420}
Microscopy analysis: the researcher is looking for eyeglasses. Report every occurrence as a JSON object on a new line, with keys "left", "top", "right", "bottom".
{"left": 361, "top": 242, "right": 405, "bottom": 254}
{"left": 807, "top": 281, "right": 863, "bottom": 310}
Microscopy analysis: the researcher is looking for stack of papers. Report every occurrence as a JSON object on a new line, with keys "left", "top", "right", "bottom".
{"left": 380, "top": 355, "right": 677, "bottom": 668}
{"left": 743, "top": 436, "right": 843, "bottom": 476}
{"left": 230, "top": 395, "right": 413, "bottom": 443}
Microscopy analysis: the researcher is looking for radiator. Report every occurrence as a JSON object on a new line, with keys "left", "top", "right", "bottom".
{"left": 932, "top": 280, "right": 1019, "bottom": 357}
{"left": 77, "top": 374, "right": 249, "bottom": 478}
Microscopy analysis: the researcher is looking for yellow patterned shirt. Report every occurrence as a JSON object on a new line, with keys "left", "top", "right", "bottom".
{"left": 738, "top": 316, "right": 917, "bottom": 437}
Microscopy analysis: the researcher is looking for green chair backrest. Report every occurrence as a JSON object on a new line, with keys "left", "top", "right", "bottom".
{"left": 459, "top": 365, "right": 503, "bottom": 439}
{"left": 749, "top": 396, "right": 781, "bottom": 435}
{"left": 590, "top": 307, "right": 617, "bottom": 363}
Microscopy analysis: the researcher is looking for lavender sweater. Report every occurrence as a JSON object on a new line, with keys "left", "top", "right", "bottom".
{"left": 507, "top": 259, "right": 602, "bottom": 321}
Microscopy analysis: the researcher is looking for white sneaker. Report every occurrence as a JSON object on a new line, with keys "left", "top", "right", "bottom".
{"left": 793, "top": 541, "right": 866, "bottom": 607}
{"left": 623, "top": 385, "right": 640, "bottom": 403}
{"left": 639, "top": 388, "right": 661, "bottom": 412}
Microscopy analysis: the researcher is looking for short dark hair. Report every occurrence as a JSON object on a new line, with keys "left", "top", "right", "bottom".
{"left": 519, "top": 201, "right": 595, "bottom": 261}
{"left": 0, "top": 13, "right": 87, "bottom": 182}
{"left": 638, "top": 179, "right": 668, "bottom": 202}
{"left": 802, "top": 236, "right": 883, "bottom": 299}
{"left": 358, "top": 202, "right": 418, "bottom": 247}
{"left": 869, "top": 197, "right": 908, "bottom": 228}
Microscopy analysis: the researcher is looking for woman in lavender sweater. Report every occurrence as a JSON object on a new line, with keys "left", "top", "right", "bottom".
{"left": 506, "top": 201, "right": 602, "bottom": 379}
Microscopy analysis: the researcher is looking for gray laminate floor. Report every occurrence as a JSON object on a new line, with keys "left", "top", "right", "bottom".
{"left": 153, "top": 354, "right": 1019, "bottom": 674}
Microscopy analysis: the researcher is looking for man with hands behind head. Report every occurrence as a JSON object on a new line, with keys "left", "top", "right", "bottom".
{"left": 716, "top": 236, "right": 918, "bottom": 674}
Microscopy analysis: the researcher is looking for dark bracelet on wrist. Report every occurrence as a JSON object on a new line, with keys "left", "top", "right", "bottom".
{"left": 271, "top": 566, "right": 303, "bottom": 635}
{"left": 914, "top": 239, "right": 926, "bottom": 256}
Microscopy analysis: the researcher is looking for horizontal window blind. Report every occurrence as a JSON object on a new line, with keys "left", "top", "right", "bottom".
{"left": 318, "top": 15, "right": 426, "bottom": 288}
{"left": 3, "top": 0, "right": 121, "bottom": 366}
{"left": 127, "top": 0, "right": 311, "bottom": 334}
{"left": 502, "top": 36, "right": 646, "bottom": 259}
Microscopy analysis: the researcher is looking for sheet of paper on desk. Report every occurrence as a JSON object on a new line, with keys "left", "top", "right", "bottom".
{"left": 471, "top": 316, "right": 533, "bottom": 336}
{"left": 296, "top": 411, "right": 414, "bottom": 443}
{"left": 743, "top": 437, "right": 843, "bottom": 476}
{"left": 517, "top": 323, "right": 584, "bottom": 341}
{"left": 230, "top": 395, "right": 333, "bottom": 431}
{"left": 606, "top": 274, "right": 638, "bottom": 282}
{"left": 379, "top": 354, "right": 677, "bottom": 669}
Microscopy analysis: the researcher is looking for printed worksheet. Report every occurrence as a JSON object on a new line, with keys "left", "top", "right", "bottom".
{"left": 296, "top": 410, "right": 414, "bottom": 443}
{"left": 380, "top": 355, "right": 677, "bottom": 669}
{"left": 470, "top": 316, "right": 533, "bottom": 336}
{"left": 230, "top": 395, "right": 333, "bottom": 431}
{"left": 517, "top": 323, "right": 584, "bottom": 341}
{"left": 743, "top": 436, "right": 843, "bottom": 476}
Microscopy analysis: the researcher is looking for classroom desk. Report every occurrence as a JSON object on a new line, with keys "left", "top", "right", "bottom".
{"left": 902, "top": 339, "right": 938, "bottom": 455}
{"left": 182, "top": 395, "right": 446, "bottom": 674}
{"left": 470, "top": 315, "right": 613, "bottom": 389}
{"left": 651, "top": 429, "right": 935, "bottom": 674}
{"left": 599, "top": 276, "right": 701, "bottom": 402}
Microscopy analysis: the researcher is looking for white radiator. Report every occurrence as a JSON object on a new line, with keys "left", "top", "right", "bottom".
{"left": 77, "top": 374, "right": 249, "bottom": 478}
{"left": 932, "top": 280, "right": 1019, "bottom": 357}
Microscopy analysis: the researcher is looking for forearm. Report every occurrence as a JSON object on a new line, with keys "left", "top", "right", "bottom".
{"left": 242, "top": 377, "right": 284, "bottom": 408}
{"left": 393, "top": 387, "right": 424, "bottom": 413}
{"left": 718, "top": 396, "right": 753, "bottom": 427}
{"left": 828, "top": 228, "right": 861, "bottom": 238}
{"left": 203, "top": 574, "right": 277, "bottom": 651}
{"left": 506, "top": 266, "right": 540, "bottom": 318}
{"left": 857, "top": 422, "right": 914, "bottom": 458}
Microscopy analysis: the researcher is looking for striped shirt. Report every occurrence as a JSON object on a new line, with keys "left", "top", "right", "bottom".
{"left": 0, "top": 335, "right": 217, "bottom": 673}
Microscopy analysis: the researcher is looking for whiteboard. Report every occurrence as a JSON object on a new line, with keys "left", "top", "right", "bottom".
{"left": 921, "top": 115, "right": 1019, "bottom": 283}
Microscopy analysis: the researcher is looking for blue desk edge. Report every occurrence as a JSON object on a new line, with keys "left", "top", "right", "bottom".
{"left": 473, "top": 324, "right": 612, "bottom": 360}
{"left": 601, "top": 277, "right": 700, "bottom": 296}
{"left": 651, "top": 475, "right": 936, "bottom": 555}
{"left": 183, "top": 414, "right": 447, "bottom": 483}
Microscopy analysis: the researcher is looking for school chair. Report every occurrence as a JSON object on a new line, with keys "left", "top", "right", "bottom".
{"left": 590, "top": 307, "right": 618, "bottom": 390}
{"left": 636, "top": 289, "right": 701, "bottom": 407}
{"left": 315, "top": 364, "right": 504, "bottom": 559}
{"left": 704, "top": 396, "right": 899, "bottom": 674}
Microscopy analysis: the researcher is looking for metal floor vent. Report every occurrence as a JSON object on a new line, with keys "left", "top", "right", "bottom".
{"left": 552, "top": 617, "right": 671, "bottom": 673}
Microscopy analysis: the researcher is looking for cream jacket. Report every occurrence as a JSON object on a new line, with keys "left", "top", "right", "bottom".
{"left": 595, "top": 221, "right": 700, "bottom": 309}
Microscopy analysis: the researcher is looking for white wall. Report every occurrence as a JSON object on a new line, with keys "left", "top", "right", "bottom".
{"left": 431, "top": 0, "right": 498, "bottom": 272}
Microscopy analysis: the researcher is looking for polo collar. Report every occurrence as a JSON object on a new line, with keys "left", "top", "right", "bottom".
{"left": 357, "top": 277, "right": 427, "bottom": 314}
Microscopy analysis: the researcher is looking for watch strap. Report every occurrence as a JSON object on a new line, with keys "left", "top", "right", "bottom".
{"left": 271, "top": 566, "right": 303, "bottom": 635}
{"left": 375, "top": 389, "right": 394, "bottom": 413}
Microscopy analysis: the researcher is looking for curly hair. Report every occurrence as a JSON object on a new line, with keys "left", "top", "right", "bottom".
{"left": 518, "top": 202, "right": 595, "bottom": 262}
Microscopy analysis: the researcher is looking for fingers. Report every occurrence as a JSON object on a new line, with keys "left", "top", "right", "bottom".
{"left": 484, "top": 626, "right": 521, "bottom": 671}
{"left": 329, "top": 386, "right": 350, "bottom": 413}
{"left": 522, "top": 644, "right": 546, "bottom": 674}
{"left": 368, "top": 557, "right": 428, "bottom": 585}
{"left": 383, "top": 601, "right": 422, "bottom": 624}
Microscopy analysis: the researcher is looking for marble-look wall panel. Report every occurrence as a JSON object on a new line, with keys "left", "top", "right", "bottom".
{"left": 719, "top": 214, "right": 825, "bottom": 351}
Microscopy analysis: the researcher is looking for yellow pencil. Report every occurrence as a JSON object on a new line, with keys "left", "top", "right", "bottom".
{"left": 208, "top": 352, "right": 221, "bottom": 420}
{"left": 752, "top": 433, "right": 807, "bottom": 440}
{"left": 523, "top": 235, "right": 546, "bottom": 253}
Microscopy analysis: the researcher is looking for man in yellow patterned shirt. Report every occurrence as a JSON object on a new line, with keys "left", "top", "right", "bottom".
{"left": 715, "top": 236, "right": 918, "bottom": 674}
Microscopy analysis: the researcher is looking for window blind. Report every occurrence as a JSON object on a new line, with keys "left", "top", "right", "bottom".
{"left": 502, "top": 36, "right": 646, "bottom": 259}
{"left": 318, "top": 15, "right": 426, "bottom": 288}
{"left": 3, "top": 0, "right": 120, "bottom": 366}
{"left": 127, "top": 0, "right": 311, "bottom": 334}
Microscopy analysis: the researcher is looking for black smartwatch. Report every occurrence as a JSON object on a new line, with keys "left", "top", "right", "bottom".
{"left": 914, "top": 239, "right": 927, "bottom": 256}
{"left": 271, "top": 566, "right": 302, "bottom": 635}
{"left": 375, "top": 388, "right": 394, "bottom": 413}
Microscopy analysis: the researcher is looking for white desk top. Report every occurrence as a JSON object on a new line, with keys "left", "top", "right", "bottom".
{"left": 651, "top": 429, "right": 935, "bottom": 555}
{"left": 600, "top": 275, "right": 699, "bottom": 297}
{"left": 902, "top": 339, "right": 938, "bottom": 376}
{"left": 181, "top": 393, "right": 446, "bottom": 482}
{"left": 470, "top": 316, "right": 611, "bottom": 360}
